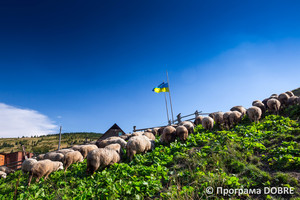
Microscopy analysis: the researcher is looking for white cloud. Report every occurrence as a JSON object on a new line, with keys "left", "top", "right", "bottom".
{"left": 0, "top": 103, "right": 58, "bottom": 138}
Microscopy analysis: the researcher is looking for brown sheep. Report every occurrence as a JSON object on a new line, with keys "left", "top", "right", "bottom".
{"left": 79, "top": 145, "right": 98, "bottom": 159}
{"left": 176, "top": 126, "right": 188, "bottom": 141}
{"left": 202, "top": 116, "right": 214, "bottom": 130}
{"left": 143, "top": 132, "right": 156, "bottom": 140}
{"left": 223, "top": 111, "right": 232, "bottom": 129}
{"left": 230, "top": 106, "right": 247, "bottom": 117}
{"left": 253, "top": 102, "right": 266, "bottom": 117}
{"left": 287, "top": 96, "right": 298, "bottom": 106}
{"left": 152, "top": 128, "right": 159, "bottom": 136}
{"left": 44, "top": 152, "right": 65, "bottom": 162}
{"left": 194, "top": 115, "right": 204, "bottom": 126}
{"left": 105, "top": 143, "right": 122, "bottom": 154}
{"left": 63, "top": 151, "right": 84, "bottom": 171}
{"left": 247, "top": 106, "right": 262, "bottom": 123}
{"left": 267, "top": 99, "right": 281, "bottom": 115}
{"left": 285, "top": 91, "right": 294, "bottom": 97}
{"left": 229, "top": 111, "right": 242, "bottom": 128}
{"left": 28, "top": 159, "right": 63, "bottom": 186}
{"left": 56, "top": 148, "right": 74, "bottom": 155}
{"left": 86, "top": 147, "right": 121, "bottom": 174}
{"left": 270, "top": 94, "right": 278, "bottom": 98}
{"left": 179, "top": 121, "right": 194, "bottom": 134}
{"left": 252, "top": 100, "right": 262, "bottom": 106}
{"left": 126, "top": 136, "right": 154, "bottom": 161}
{"left": 160, "top": 126, "right": 176, "bottom": 144}
{"left": 96, "top": 137, "right": 127, "bottom": 149}
{"left": 36, "top": 154, "right": 45, "bottom": 161}
{"left": 278, "top": 93, "right": 290, "bottom": 107}
{"left": 157, "top": 127, "right": 165, "bottom": 136}
{"left": 214, "top": 112, "right": 224, "bottom": 127}
{"left": 0, "top": 166, "right": 15, "bottom": 174}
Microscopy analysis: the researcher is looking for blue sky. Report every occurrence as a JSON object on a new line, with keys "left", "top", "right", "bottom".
{"left": 0, "top": 0, "right": 299, "bottom": 137}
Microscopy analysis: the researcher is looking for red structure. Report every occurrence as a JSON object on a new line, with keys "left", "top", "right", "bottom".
{"left": 0, "top": 152, "right": 33, "bottom": 169}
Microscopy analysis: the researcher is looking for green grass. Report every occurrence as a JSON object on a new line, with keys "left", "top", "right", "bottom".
{"left": 0, "top": 107, "right": 300, "bottom": 199}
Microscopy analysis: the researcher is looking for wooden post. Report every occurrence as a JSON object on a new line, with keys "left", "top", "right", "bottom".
{"left": 22, "top": 145, "right": 28, "bottom": 160}
{"left": 58, "top": 126, "right": 62, "bottom": 150}
{"left": 195, "top": 110, "right": 199, "bottom": 118}
{"left": 177, "top": 113, "right": 182, "bottom": 124}
{"left": 133, "top": 126, "right": 136, "bottom": 132}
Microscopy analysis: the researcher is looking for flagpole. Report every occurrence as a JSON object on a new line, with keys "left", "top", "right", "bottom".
{"left": 164, "top": 91, "right": 170, "bottom": 125}
{"left": 166, "top": 70, "right": 174, "bottom": 124}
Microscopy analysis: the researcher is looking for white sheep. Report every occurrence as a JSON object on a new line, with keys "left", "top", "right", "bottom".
{"left": 63, "top": 151, "right": 84, "bottom": 171}
{"left": 229, "top": 111, "right": 242, "bottom": 128}
{"left": 0, "top": 171, "right": 7, "bottom": 179}
{"left": 79, "top": 145, "right": 98, "bottom": 159}
{"left": 44, "top": 152, "right": 65, "bottom": 162}
{"left": 247, "top": 106, "right": 262, "bottom": 123}
{"left": 22, "top": 158, "right": 38, "bottom": 173}
{"left": 0, "top": 166, "right": 15, "bottom": 174}
{"left": 267, "top": 98, "right": 281, "bottom": 115}
{"left": 126, "top": 135, "right": 154, "bottom": 161}
{"left": 201, "top": 116, "right": 214, "bottom": 130}
{"left": 96, "top": 137, "right": 127, "bottom": 149}
{"left": 253, "top": 102, "right": 266, "bottom": 117}
{"left": 230, "top": 106, "right": 247, "bottom": 117}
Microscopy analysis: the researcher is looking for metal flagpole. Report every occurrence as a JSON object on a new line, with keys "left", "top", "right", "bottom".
{"left": 166, "top": 70, "right": 174, "bottom": 124}
{"left": 164, "top": 90, "right": 170, "bottom": 125}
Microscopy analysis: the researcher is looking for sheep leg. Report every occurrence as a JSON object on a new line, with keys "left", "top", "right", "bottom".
{"left": 28, "top": 172, "right": 33, "bottom": 186}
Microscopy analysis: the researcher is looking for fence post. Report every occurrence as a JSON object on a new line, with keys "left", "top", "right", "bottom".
{"left": 195, "top": 110, "right": 199, "bottom": 118}
{"left": 22, "top": 145, "right": 28, "bottom": 160}
{"left": 133, "top": 126, "right": 136, "bottom": 132}
{"left": 177, "top": 113, "right": 182, "bottom": 124}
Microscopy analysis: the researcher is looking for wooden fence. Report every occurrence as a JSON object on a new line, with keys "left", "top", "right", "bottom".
{"left": 1, "top": 160, "right": 23, "bottom": 170}
{"left": 133, "top": 110, "right": 211, "bottom": 132}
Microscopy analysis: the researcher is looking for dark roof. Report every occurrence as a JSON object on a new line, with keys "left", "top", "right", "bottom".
{"left": 99, "top": 123, "right": 126, "bottom": 139}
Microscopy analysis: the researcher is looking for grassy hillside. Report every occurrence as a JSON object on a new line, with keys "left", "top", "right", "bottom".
{"left": 0, "top": 132, "right": 102, "bottom": 154}
{"left": 0, "top": 105, "right": 300, "bottom": 199}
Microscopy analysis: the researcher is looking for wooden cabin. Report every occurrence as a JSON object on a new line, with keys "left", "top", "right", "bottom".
{"left": 0, "top": 152, "right": 33, "bottom": 169}
{"left": 99, "top": 123, "right": 126, "bottom": 140}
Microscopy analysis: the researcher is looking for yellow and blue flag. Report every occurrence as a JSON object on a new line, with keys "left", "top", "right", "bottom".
{"left": 152, "top": 82, "right": 169, "bottom": 93}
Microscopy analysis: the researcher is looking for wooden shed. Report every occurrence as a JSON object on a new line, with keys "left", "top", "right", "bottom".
{"left": 0, "top": 152, "right": 33, "bottom": 169}
{"left": 99, "top": 123, "right": 126, "bottom": 140}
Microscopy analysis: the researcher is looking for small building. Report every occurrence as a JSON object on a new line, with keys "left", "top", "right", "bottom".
{"left": 99, "top": 123, "right": 126, "bottom": 140}
{"left": 0, "top": 152, "right": 33, "bottom": 169}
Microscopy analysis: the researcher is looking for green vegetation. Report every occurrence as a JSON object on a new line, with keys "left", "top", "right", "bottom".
{"left": 0, "top": 106, "right": 300, "bottom": 199}
{"left": 0, "top": 132, "right": 102, "bottom": 154}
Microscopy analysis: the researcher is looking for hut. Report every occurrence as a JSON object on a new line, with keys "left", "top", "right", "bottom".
{"left": 99, "top": 123, "right": 126, "bottom": 140}
{"left": 0, "top": 152, "right": 33, "bottom": 169}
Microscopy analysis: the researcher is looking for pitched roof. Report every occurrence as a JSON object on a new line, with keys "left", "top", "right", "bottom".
{"left": 100, "top": 123, "right": 126, "bottom": 139}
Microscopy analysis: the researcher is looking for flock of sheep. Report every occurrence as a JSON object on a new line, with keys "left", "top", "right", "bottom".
{"left": 0, "top": 90, "right": 299, "bottom": 186}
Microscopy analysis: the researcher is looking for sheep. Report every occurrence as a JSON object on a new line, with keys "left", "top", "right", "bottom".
{"left": 22, "top": 158, "right": 38, "bottom": 173}
{"left": 285, "top": 91, "right": 294, "bottom": 97}
{"left": 194, "top": 115, "right": 204, "bottom": 126}
{"left": 214, "top": 112, "right": 224, "bottom": 127}
{"left": 44, "top": 152, "right": 65, "bottom": 162}
{"left": 119, "top": 134, "right": 130, "bottom": 140}
{"left": 96, "top": 137, "right": 127, "bottom": 149}
{"left": 202, "top": 116, "right": 214, "bottom": 130}
{"left": 209, "top": 112, "right": 216, "bottom": 120}
{"left": 152, "top": 128, "right": 159, "bottom": 136}
{"left": 72, "top": 145, "right": 82, "bottom": 151}
{"left": 63, "top": 151, "right": 84, "bottom": 171}
{"left": 262, "top": 98, "right": 270, "bottom": 109}
{"left": 28, "top": 159, "right": 64, "bottom": 186}
{"left": 157, "top": 127, "right": 165, "bottom": 136}
{"left": 247, "top": 106, "right": 262, "bottom": 123}
{"left": 36, "top": 154, "right": 45, "bottom": 161}
{"left": 229, "top": 111, "right": 242, "bottom": 128}
{"left": 287, "top": 96, "right": 298, "bottom": 106}
{"left": 160, "top": 126, "right": 176, "bottom": 144}
{"left": 230, "top": 106, "right": 247, "bottom": 117}
{"left": 267, "top": 98, "right": 281, "bottom": 115}
{"left": 252, "top": 100, "right": 262, "bottom": 106}
{"left": 86, "top": 147, "right": 121, "bottom": 174}
{"left": 56, "top": 148, "right": 74, "bottom": 155}
{"left": 0, "top": 166, "right": 15, "bottom": 174}
{"left": 270, "top": 94, "right": 278, "bottom": 98}
{"left": 278, "top": 93, "right": 290, "bottom": 107}
{"left": 179, "top": 121, "right": 194, "bottom": 134}
{"left": 79, "top": 145, "right": 98, "bottom": 159}
{"left": 126, "top": 135, "right": 154, "bottom": 161}
{"left": 298, "top": 97, "right": 300, "bottom": 105}
{"left": 223, "top": 111, "right": 232, "bottom": 129}
{"left": 105, "top": 143, "right": 122, "bottom": 154}
{"left": 253, "top": 102, "right": 266, "bottom": 117}
{"left": 176, "top": 126, "right": 188, "bottom": 141}
{"left": 143, "top": 132, "right": 156, "bottom": 141}
{"left": 0, "top": 171, "right": 6, "bottom": 179}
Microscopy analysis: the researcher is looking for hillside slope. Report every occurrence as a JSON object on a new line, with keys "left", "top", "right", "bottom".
{"left": 0, "top": 107, "right": 299, "bottom": 199}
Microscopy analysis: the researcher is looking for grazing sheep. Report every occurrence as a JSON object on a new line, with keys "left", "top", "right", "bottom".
{"left": 56, "top": 148, "right": 74, "bottom": 155}
{"left": 22, "top": 158, "right": 38, "bottom": 173}
{"left": 72, "top": 145, "right": 82, "bottom": 151}
{"left": 28, "top": 159, "right": 63, "bottom": 186}
{"left": 126, "top": 135, "right": 154, "bottom": 161}
{"left": 176, "top": 126, "right": 188, "bottom": 141}
{"left": 179, "top": 121, "right": 194, "bottom": 134}
{"left": 36, "top": 154, "right": 45, "bottom": 161}
{"left": 202, "top": 117, "right": 214, "bottom": 130}
{"left": 79, "top": 145, "right": 98, "bottom": 159}
{"left": 44, "top": 152, "right": 65, "bottom": 162}
{"left": 105, "top": 143, "right": 122, "bottom": 154}
{"left": 157, "top": 127, "right": 165, "bottom": 136}
{"left": 230, "top": 106, "right": 247, "bottom": 117}
{"left": 278, "top": 93, "right": 290, "bottom": 106}
{"left": 119, "top": 134, "right": 130, "bottom": 140}
{"left": 262, "top": 98, "right": 270, "bottom": 109}
{"left": 143, "top": 132, "right": 156, "bottom": 140}
{"left": 0, "top": 171, "right": 6, "bottom": 179}
{"left": 253, "top": 102, "right": 266, "bottom": 117}
{"left": 63, "top": 151, "right": 84, "bottom": 171}
{"left": 209, "top": 112, "right": 216, "bottom": 120}
{"left": 267, "top": 99, "right": 281, "bottom": 115}
{"left": 160, "top": 126, "right": 176, "bottom": 144}
{"left": 285, "top": 91, "right": 294, "bottom": 97}
{"left": 86, "top": 147, "right": 121, "bottom": 174}
{"left": 252, "top": 100, "right": 262, "bottom": 106}
{"left": 229, "top": 111, "right": 242, "bottom": 128}
{"left": 287, "top": 96, "right": 298, "bottom": 106}
{"left": 0, "top": 166, "right": 15, "bottom": 174}
{"left": 214, "top": 112, "right": 224, "bottom": 127}
{"left": 194, "top": 115, "right": 204, "bottom": 126}
{"left": 247, "top": 106, "right": 262, "bottom": 123}
{"left": 152, "top": 128, "right": 159, "bottom": 136}
{"left": 270, "top": 94, "right": 278, "bottom": 98}
{"left": 96, "top": 137, "right": 127, "bottom": 149}
{"left": 223, "top": 111, "right": 232, "bottom": 129}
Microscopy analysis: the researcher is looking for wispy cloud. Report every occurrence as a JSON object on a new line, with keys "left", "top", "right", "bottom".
{"left": 0, "top": 103, "right": 58, "bottom": 138}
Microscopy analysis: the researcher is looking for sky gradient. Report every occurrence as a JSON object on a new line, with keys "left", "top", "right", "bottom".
{"left": 0, "top": 0, "right": 300, "bottom": 137}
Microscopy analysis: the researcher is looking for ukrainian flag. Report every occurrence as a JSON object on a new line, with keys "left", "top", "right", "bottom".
{"left": 152, "top": 82, "right": 169, "bottom": 93}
